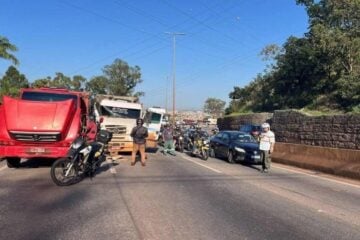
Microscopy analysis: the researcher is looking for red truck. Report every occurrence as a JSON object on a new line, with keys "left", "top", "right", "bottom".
{"left": 0, "top": 88, "right": 96, "bottom": 168}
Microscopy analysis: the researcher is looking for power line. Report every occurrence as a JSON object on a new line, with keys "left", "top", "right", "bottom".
{"left": 158, "top": 0, "right": 250, "bottom": 47}
{"left": 58, "top": 0, "right": 230, "bottom": 75}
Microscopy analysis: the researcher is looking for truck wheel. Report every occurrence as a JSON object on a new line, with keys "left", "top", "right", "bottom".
{"left": 6, "top": 158, "right": 21, "bottom": 168}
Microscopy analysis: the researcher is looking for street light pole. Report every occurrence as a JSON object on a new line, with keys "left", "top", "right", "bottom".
{"left": 165, "top": 32, "right": 185, "bottom": 126}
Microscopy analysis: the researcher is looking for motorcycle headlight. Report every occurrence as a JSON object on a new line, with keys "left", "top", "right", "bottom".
{"left": 179, "top": 136, "right": 183, "bottom": 140}
{"left": 235, "top": 147, "right": 245, "bottom": 153}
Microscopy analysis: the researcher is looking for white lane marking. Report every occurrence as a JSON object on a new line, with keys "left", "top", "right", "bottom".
{"left": 0, "top": 165, "right": 7, "bottom": 172}
{"left": 180, "top": 155, "right": 222, "bottom": 173}
{"left": 273, "top": 165, "right": 360, "bottom": 189}
{"left": 106, "top": 159, "right": 117, "bottom": 174}
{"left": 180, "top": 154, "right": 360, "bottom": 189}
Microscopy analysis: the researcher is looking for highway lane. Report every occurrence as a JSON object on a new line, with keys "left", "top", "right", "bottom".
{"left": 0, "top": 152, "right": 359, "bottom": 240}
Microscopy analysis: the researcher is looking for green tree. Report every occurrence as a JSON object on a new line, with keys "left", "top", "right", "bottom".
{"left": 204, "top": 98, "right": 226, "bottom": 118}
{"left": 0, "top": 66, "right": 28, "bottom": 98}
{"left": 72, "top": 75, "right": 86, "bottom": 90}
{"left": 32, "top": 77, "right": 52, "bottom": 88}
{"left": 51, "top": 72, "right": 72, "bottom": 88}
{"left": 227, "top": 0, "right": 360, "bottom": 114}
{"left": 0, "top": 36, "right": 19, "bottom": 65}
{"left": 32, "top": 74, "right": 87, "bottom": 91}
{"left": 103, "top": 58, "right": 143, "bottom": 96}
{"left": 86, "top": 76, "right": 108, "bottom": 94}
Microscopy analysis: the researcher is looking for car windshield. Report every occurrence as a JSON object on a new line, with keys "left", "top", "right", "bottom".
{"left": 230, "top": 132, "right": 257, "bottom": 143}
{"left": 100, "top": 105, "right": 141, "bottom": 119}
{"left": 22, "top": 91, "right": 78, "bottom": 104}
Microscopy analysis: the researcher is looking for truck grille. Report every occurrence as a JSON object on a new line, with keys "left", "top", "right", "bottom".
{"left": 105, "top": 125, "right": 127, "bottom": 134}
{"left": 9, "top": 131, "right": 61, "bottom": 142}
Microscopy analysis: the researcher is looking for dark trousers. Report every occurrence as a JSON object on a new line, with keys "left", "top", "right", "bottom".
{"left": 261, "top": 150, "right": 271, "bottom": 170}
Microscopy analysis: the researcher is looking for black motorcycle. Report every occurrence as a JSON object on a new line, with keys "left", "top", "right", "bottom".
{"left": 50, "top": 130, "right": 112, "bottom": 186}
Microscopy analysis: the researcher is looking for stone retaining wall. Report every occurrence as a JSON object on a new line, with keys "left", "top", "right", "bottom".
{"left": 272, "top": 110, "right": 360, "bottom": 150}
{"left": 217, "top": 113, "right": 273, "bottom": 131}
{"left": 218, "top": 110, "right": 360, "bottom": 150}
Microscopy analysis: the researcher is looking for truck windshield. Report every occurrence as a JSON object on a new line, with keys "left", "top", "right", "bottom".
{"left": 144, "top": 112, "right": 162, "bottom": 124}
{"left": 22, "top": 91, "right": 78, "bottom": 104}
{"left": 100, "top": 105, "right": 141, "bottom": 119}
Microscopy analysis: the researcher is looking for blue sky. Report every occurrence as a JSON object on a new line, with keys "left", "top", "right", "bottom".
{"left": 0, "top": 0, "right": 308, "bottom": 110}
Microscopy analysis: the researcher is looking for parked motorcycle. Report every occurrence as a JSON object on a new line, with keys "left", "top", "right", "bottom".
{"left": 50, "top": 130, "right": 112, "bottom": 186}
{"left": 173, "top": 132, "right": 184, "bottom": 152}
{"left": 190, "top": 137, "right": 209, "bottom": 160}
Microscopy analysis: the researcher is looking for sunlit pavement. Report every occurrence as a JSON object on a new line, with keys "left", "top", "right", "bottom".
{"left": 0, "top": 152, "right": 359, "bottom": 240}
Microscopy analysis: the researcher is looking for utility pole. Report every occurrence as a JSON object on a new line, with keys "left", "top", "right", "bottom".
{"left": 165, "top": 75, "right": 169, "bottom": 113}
{"left": 165, "top": 32, "right": 185, "bottom": 126}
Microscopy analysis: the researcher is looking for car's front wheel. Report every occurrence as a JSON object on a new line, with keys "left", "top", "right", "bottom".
{"left": 227, "top": 150, "right": 235, "bottom": 164}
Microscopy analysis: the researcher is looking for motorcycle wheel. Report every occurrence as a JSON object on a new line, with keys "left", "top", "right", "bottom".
{"left": 201, "top": 149, "right": 209, "bottom": 161}
{"left": 179, "top": 144, "right": 184, "bottom": 153}
{"left": 187, "top": 143, "right": 192, "bottom": 151}
{"left": 50, "top": 157, "right": 81, "bottom": 186}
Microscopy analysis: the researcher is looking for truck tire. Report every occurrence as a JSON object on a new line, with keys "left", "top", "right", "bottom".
{"left": 6, "top": 157, "right": 21, "bottom": 168}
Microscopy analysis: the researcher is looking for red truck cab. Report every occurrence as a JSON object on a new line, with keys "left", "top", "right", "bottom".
{"left": 0, "top": 88, "right": 96, "bottom": 168}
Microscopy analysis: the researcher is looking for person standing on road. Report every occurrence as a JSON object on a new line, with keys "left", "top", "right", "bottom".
{"left": 162, "top": 124, "right": 176, "bottom": 156}
{"left": 259, "top": 122, "right": 275, "bottom": 173}
{"left": 130, "top": 118, "right": 148, "bottom": 166}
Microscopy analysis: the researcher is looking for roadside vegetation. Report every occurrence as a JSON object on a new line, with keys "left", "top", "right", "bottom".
{"left": 0, "top": 36, "right": 143, "bottom": 101}
{"left": 226, "top": 0, "right": 360, "bottom": 115}
{"left": 203, "top": 97, "right": 226, "bottom": 118}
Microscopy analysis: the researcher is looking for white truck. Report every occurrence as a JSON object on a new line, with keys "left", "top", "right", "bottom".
{"left": 94, "top": 95, "right": 142, "bottom": 153}
{"left": 143, "top": 107, "right": 167, "bottom": 146}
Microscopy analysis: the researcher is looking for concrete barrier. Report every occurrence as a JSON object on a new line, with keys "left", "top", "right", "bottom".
{"left": 272, "top": 143, "right": 360, "bottom": 180}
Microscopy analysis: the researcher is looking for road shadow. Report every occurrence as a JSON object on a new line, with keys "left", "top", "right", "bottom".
{"left": 207, "top": 155, "right": 263, "bottom": 172}
{"left": 19, "top": 158, "right": 56, "bottom": 168}
{"left": 238, "top": 162, "right": 263, "bottom": 172}
{"left": 146, "top": 147, "right": 159, "bottom": 153}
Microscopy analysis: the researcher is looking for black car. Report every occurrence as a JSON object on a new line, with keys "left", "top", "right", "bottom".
{"left": 209, "top": 131, "right": 262, "bottom": 164}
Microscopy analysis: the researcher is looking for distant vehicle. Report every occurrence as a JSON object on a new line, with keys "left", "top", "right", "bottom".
{"left": 0, "top": 87, "right": 96, "bottom": 168}
{"left": 143, "top": 107, "right": 166, "bottom": 148}
{"left": 239, "top": 124, "right": 262, "bottom": 138}
{"left": 204, "top": 118, "right": 217, "bottom": 125}
{"left": 209, "top": 131, "right": 262, "bottom": 164}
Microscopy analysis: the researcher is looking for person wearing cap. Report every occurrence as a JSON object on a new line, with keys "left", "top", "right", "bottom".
{"left": 130, "top": 118, "right": 148, "bottom": 166}
{"left": 259, "top": 122, "right": 275, "bottom": 173}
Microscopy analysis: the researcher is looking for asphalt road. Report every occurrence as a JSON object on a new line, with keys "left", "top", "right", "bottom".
{"left": 0, "top": 151, "right": 359, "bottom": 240}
